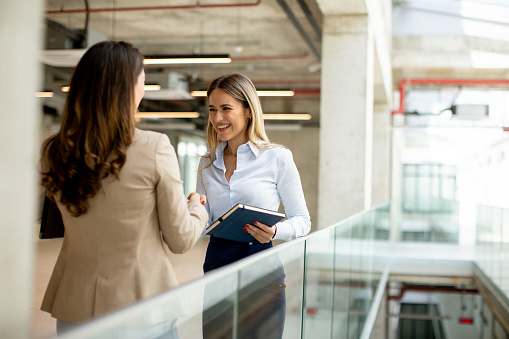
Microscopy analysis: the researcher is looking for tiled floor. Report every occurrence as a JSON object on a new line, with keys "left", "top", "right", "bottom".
{"left": 31, "top": 237, "right": 209, "bottom": 339}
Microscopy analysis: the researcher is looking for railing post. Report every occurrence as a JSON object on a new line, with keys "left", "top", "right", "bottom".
{"left": 301, "top": 240, "right": 308, "bottom": 339}
{"left": 233, "top": 271, "right": 240, "bottom": 339}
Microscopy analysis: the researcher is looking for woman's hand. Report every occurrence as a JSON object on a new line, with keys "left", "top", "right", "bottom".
{"left": 187, "top": 192, "right": 206, "bottom": 205}
{"left": 244, "top": 221, "right": 276, "bottom": 244}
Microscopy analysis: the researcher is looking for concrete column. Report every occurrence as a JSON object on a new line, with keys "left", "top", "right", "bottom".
{"left": 371, "top": 104, "right": 391, "bottom": 206}
{"left": 0, "top": 1, "right": 43, "bottom": 338}
{"left": 317, "top": 15, "right": 375, "bottom": 228}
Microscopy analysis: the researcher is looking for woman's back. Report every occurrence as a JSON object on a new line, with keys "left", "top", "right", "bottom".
{"left": 42, "top": 129, "right": 207, "bottom": 323}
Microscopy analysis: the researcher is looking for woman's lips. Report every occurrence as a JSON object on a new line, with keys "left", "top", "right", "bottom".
{"left": 217, "top": 124, "right": 231, "bottom": 132}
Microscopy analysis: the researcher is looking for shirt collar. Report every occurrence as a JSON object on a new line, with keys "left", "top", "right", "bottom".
{"left": 212, "top": 140, "right": 261, "bottom": 169}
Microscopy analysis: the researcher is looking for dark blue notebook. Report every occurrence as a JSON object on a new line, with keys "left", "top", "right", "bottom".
{"left": 206, "top": 204, "right": 286, "bottom": 242}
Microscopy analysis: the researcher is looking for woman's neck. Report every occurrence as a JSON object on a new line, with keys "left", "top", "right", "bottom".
{"left": 226, "top": 139, "right": 247, "bottom": 156}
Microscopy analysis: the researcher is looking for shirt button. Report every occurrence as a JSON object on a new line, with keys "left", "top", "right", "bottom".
{"left": 249, "top": 242, "right": 253, "bottom": 245}
{"left": 239, "top": 160, "right": 242, "bottom": 163}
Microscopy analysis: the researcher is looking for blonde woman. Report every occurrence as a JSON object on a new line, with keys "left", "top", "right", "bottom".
{"left": 197, "top": 73, "right": 310, "bottom": 338}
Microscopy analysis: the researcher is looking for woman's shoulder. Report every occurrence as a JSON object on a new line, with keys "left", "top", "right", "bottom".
{"left": 260, "top": 143, "right": 291, "bottom": 156}
{"left": 133, "top": 129, "right": 169, "bottom": 145}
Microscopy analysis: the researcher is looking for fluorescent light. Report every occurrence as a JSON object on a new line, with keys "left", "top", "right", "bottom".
{"left": 257, "top": 90, "right": 294, "bottom": 97}
{"left": 191, "top": 91, "right": 207, "bottom": 97}
{"left": 135, "top": 112, "right": 200, "bottom": 119}
{"left": 35, "top": 91, "right": 54, "bottom": 98}
{"left": 62, "top": 84, "right": 161, "bottom": 92}
{"left": 144, "top": 54, "right": 231, "bottom": 65}
{"left": 191, "top": 90, "right": 295, "bottom": 97}
{"left": 263, "top": 114, "right": 311, "bottom": 120}
{"left": 144, "top": 85, "right": 161, "bottom": 91}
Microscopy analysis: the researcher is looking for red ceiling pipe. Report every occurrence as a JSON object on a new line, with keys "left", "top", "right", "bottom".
{"left": 392, "top": 78, "right": 509, "bottom": 115}
{"left": 46, "top": 0, "right": 261, "bottom": 15}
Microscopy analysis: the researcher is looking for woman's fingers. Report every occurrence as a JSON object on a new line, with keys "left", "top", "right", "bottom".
{"left": 188, "top": 192, "right": 206, "bottom": 205}
{"left": 245, "top": 221, "right": 275, "bottom": 243}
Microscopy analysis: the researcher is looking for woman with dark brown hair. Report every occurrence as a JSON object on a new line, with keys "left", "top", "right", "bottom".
{"left": 40, "top": 41, "right": 208, "bottom": 337}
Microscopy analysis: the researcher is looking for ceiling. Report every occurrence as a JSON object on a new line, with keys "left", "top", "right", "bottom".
{"left": 40, "top": 0, "right": 509, "bottom": 131}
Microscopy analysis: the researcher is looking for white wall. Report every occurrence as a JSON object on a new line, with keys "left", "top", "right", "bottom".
{"left": 0, "top": 1, "right": 43, "bottom": 338}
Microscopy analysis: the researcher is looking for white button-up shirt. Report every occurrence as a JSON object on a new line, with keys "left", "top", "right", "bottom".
{"left": 197, "top": 141, "right": 311, "bottom": 241}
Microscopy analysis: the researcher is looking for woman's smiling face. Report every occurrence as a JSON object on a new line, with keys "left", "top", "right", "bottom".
{"left": 208, "top": 88, "right": 251, "bottom": 144}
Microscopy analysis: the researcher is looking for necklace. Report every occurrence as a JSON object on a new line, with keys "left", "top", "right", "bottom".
{"left": 225, "top": 147, "right": 237, "bottom": 157}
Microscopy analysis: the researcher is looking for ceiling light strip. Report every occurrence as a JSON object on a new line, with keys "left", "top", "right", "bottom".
{"left": 61, "top": 85, "right": 161, "bottom": 92}
{"left": 144, "top": 55, "right": 231, "bottom": 65}
{"left": 35, "top": 92, "right": 54, "bottom": 98}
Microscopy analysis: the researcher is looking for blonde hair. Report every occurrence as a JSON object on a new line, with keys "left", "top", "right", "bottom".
{"left": 203, "top": 73, "right": 282, "bottom": 167}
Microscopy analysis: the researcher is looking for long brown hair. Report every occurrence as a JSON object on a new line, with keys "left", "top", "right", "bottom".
{"left": 40, "top": 41, "right": 144, "bottom": 216}
{"left": 203, "top": 73, "right": 281, "bottom": 167}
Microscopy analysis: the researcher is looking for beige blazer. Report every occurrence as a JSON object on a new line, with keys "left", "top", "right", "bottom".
{"left": 41, "top": 129, "right": 208, "bottom": 324}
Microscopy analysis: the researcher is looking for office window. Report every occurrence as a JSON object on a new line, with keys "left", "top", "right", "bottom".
{"left": 402, "top": 164, "right": 456, "bottom": 213}
{"left": 177, "top": 138, "right": 207, "bottom": 197}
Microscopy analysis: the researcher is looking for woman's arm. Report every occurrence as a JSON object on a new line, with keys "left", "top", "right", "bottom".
{"left": 155, "top": 135, "right": 208, "bottom": 253}
{"left": 273, "top": 148, "right": 311, "bottom": 241}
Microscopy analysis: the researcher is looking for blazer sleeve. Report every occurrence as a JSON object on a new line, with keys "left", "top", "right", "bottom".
{"left": 154, "top": 135, "right": 208, "bottom": 253}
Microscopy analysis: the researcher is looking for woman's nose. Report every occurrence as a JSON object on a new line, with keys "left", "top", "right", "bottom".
{"left": 213, "top": 111, "right": 223, "bottom": 122}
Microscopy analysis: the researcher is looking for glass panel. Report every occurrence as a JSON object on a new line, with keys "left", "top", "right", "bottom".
{"left": 332, "top": 219, "right": 352, "bottom": 339}
{"left": 200, "top": 273, "right": 238, "bottom": 339}
{"left": 52, "top": 203, "right": 398, "bottom": 339}
{"left": 303, "top": 228, "right": 335, "bottom": 339}
{"left": 237, "top": 241, "right": 305, "bottom": 339}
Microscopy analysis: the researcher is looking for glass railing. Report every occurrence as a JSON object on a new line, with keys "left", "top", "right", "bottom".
{"left": 53, "top": 199, "right": 509, "bottom": 339}
{"left": 57, "top": 204, "right": 390, "bottom": 339}
{"left": 475, "top": 204, "right": 509, "bottom": 304}
{"left": 388, "top": 199, "right": 460, "bottom": 243}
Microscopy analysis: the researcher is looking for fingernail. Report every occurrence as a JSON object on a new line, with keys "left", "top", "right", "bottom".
{"left": 201, "top": 200, "right": 205, "bottom": 205}
{"left": 244, "top": 228, "right": 248, "bottom": 233}
{"left": 254, "top": 221, "right": 258, "bottom": 225}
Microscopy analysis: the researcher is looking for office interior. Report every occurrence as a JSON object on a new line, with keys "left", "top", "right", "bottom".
{"left": 2, "top": 0, "right": 509, "bottom": 338}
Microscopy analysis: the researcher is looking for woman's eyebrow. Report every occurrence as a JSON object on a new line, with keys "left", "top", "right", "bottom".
{"left": 209, "top": 103, "right": 234, "bottom": 108}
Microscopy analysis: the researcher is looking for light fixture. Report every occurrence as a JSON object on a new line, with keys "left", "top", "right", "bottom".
{"left": 144, "top": 85, "right": 161, "bottom": 91}
{"left": 144, "top": 54, "right": 231, "bottom": 65}
{"left": 191, "top": 90, "right": 295, "bottom": 97}
{"left": 35, "top": 91, "right": 54, "bottom": 98}
{"left": 263, "top": 114, "right": 311, "bottom": 120}
{"left": 61, "top": 84, "right": 161, "bottom": 92}
{"left": 191, "top": 91, "right": 207, "bottom": 97}
{"left": 257, "top": 90, "right": 294, "bottom": 97}
{"left": 135, "top": 112, "right": 200, "bottom": 119}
